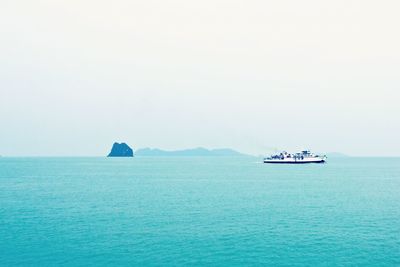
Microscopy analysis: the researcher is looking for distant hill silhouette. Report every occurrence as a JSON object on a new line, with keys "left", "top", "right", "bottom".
{"left": 326, "top": 152, "right": 349, "bottom": 158}
{"left": 135, "top": 147, "right": 250, "bottom": 157}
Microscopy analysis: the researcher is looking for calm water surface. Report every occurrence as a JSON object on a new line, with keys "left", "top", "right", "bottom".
{"left": 1, "top": 157, "right": 399, "bottom": 266}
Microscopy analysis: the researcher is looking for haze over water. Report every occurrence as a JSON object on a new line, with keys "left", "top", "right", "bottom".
{"left": 1, "top": 157, "right": 399, "bottom": 266}
{"left": 1, "top": 0, "right": 400, "bottom": 156}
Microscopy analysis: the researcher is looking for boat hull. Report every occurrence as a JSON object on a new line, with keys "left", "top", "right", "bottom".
{"left": 263, "top": 158, "right": 326, "bottom": 164}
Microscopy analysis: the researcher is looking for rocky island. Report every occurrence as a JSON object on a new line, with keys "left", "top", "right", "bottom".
{"left": 107, "top": 142, "right": 134, "bottom": 157}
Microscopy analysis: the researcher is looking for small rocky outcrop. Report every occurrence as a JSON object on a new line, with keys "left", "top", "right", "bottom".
{"left": 107, "top": 142, "right": 134, "bottom": 157}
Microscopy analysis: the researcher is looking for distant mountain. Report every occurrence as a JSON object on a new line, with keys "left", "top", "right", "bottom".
{"left": 135, "top": 147, "right": 250, "bottom": 157}
{"left": 326, "top": 152, "right": 349, "bottom": 158}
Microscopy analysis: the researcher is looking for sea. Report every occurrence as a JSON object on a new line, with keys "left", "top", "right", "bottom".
{"left": 1, "top": 157, "right": 399, "bottom": 266}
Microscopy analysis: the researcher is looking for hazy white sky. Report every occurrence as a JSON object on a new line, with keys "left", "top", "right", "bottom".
{"left": 1, "top": 0, "right": 399, "bottom": 156}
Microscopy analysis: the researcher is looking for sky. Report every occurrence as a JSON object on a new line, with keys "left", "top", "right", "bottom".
{"left": 1, "top": 0, "right": 399, "bottom": 156}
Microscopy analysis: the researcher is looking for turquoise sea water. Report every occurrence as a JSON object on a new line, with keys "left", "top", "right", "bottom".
{"left": 1, "top": 157, "right": 399, "bottom": 266}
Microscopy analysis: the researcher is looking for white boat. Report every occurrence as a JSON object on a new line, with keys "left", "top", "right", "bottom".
{"left": 264, "top": 150, "right": 326, "bottom": 164}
